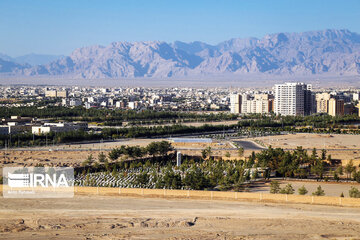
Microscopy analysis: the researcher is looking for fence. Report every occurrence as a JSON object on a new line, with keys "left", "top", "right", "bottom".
{"left": 1, "top": 184, "right": 359, "bottom": 207}
{"left": 71, "top": 186, "right": 360, "bottom": 207}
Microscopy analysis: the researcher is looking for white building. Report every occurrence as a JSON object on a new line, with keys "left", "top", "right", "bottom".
{"left": 230, "top": 94, "right": 241, "bottom": 114}
{"left": 32, "top": 122, "right": 88, "bottom": 135}
{"left": 353, "top": 92, "right": 360, "bottom": 102}
{"left": 239, "top": 94, "right": 273, "bottom": 114}
{"left": 128, "top": 102, "right": 136, "bottom": 110}
{"left": 274, "top": 83, "right": 310, "bottom": 116}
{"left": 70, "top": 99, "right": 82, "bottom": 107}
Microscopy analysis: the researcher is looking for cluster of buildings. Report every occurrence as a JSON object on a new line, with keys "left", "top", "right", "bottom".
{"left": 0, "top": 116, "right": 88, "bottom": 136}
{"left": 230, "top": 93, "right": 274, "bottom": 114}
{"left": 0, "top": 86, "right": 230, "bottom": 111}
{"left": 230, "top": 82, "right": 360, "bottom": 117}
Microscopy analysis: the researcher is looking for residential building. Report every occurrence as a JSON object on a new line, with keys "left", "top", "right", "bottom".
{"left": 274, "top": 83, "right": 310, "bottom": 116}
{"left": 230, "top": 94, "right": 242, "bottom": 114}
{"left": 32, "top": 122, "right": 88, "bottom": 135}
{"left": 328, "top": 98, "right": 344, "bottom": 116}
{"left": 316, "top": 93, "right": 331, "bottom": 113}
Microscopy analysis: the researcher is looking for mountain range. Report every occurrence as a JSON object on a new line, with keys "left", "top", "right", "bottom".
{"left": 1, "top": 29, "right": 360, "bottom": 79}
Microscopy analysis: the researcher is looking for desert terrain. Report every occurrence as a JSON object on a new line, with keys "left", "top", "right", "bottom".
{"left": 251, "top": 133, "right": 360, "bottom": 166}
{"left": 2, "top": 133, "right": 360, "bottom": 168}
{"left": 1, "top": 194, "right": 360, "bottom": 240}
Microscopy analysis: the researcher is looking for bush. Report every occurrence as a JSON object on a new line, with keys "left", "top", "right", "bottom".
{"left": 280, "top": 183, "right": 295, "bottom": 194}
{"left": 270, "top": 180, "right": 281, "bottom": 194}
{"left": 312, "top": 185, "right": 325, "bottom": 196}
{"left": 349, "top": 186, "right": 360, "bottom": 198}
{"left": 298, "top": 185, "right": 308, "bottom": 195}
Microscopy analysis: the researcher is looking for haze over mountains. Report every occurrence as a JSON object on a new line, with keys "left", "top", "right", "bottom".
{"left": 1, "top": 29, "right": 360, "bottom": 80}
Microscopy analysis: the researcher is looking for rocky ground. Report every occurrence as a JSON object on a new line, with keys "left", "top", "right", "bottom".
{"left": 1, "top": 194, "right": 360, "bottom": 239}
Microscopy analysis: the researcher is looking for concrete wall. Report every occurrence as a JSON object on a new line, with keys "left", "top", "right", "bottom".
{"left": 1, "top": 184, "right": 359, "bottom": 207}
{"left": 72, "top": 186, "right": 360, "bottom": 207}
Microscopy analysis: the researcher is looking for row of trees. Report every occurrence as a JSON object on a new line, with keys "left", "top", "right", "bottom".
{"left": 241, "top": 113, "right": 360, "bottom": 128}
{"left": 108, "top": 141, "right": 174, "bottom": 161}
{"left": 0, "top": 106, "right": 237, "bottom": 123}
{"left": 270, "top": 181, "right": 360, "bottom": 198}
{"left": 270, "top": 181, "right": 325, "bottom": 196}
{"left": 0, "top": 123, "right": 233, "bottom": 147}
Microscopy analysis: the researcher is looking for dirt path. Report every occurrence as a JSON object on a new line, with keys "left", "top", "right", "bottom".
{"left": 1, "top": 195, "right": 360, "bottom": 239}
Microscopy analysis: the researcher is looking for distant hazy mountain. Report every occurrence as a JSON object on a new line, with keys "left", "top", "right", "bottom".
{"left": 14, "top": 54, "right": 64, "bottom": 66}
{"left": 0, "top": 53, "right": 63, "bottom": 66}
{"left": 0, "top": 58, "right": 30, "bottom": 73}
{"left": 1, "top": 29, "right": 360, "bottom": 78}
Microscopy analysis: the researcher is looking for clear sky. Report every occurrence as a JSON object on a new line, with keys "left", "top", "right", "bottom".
{"left": 1, "top": 0, "right": 359, "bottom": 56}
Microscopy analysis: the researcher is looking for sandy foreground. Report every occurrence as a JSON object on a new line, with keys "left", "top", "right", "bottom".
{"left": 1, "top": 195, "right": 360, "bottom": 240}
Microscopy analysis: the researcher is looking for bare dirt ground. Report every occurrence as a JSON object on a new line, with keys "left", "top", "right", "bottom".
{"left": 252, "top": 133, "right": 360, "bottom": 150}
{"left": 275, "top": 180, "right": 360, "bottom": 198}
{"left": 1, "top": 194, "right": 360, "bottom": 240}
{"left": 0, "top": 139, "right": 168, "bottom": 168}
{"left": 0, "top": 139, "right": 240, "bottom": 168}
{"left": 251, "top": 133, "right": 360, "bottom": 166}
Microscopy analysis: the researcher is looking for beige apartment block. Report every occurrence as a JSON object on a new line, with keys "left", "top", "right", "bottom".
{"left": 316, "top": 93, "right": 331, "bottom": 113}
{"left": 328, "top": 98, "right": 344, "bottom": 116}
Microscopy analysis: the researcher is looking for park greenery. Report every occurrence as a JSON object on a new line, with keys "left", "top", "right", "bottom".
{"left": 0, "top": 106, "right": 237, "bottom": 124}
{"left": 1, "top": 105, "right": 360, "bottom": 148}
{"left": 76, "top": 141, "right": 253, "bottom": 191}
{"left": 73, "top": 140, "right": 360, "bottom": 193}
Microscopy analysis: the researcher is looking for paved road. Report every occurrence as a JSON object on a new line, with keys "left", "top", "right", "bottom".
{"left": 233, "top": 140, "right": 265, "bottom": 150}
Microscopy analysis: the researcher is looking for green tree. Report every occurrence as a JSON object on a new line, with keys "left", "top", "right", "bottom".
{"left": 270, "top": 180, "right": 281, "bottom": 194}
{"left": 321, "top": 149, "right": 327, "bottom": 160}
{"left": 111, "top": 166, "right": 117, "bottom": 177}
{"left": 237, "top": 147, "right": 244, "bottom": 158}
{"left": 312, "top": 185, "right": 325, "bottom": 196}
{"left": 98, "top": 152, "right": 107, "bottom": 163}
{"left": 201, "top": 146, "right": 212, "bottom": 159}
{"left": 225, "top": 152, "right": 231, "bottom": 158}
{"left": 280, "top": 183, "right": 295, "bottom": 194}
{"left": 353, "top": 171, "right": 360, "bottom": 183}
{"left": 82, "top": 154, "right": 94, "bottom": 167}
{"left": 349, "top": 186, "right": 360, "bottom": 198}
{"left": 345, "top": 160, "right": 356, "bottom": 179}
{"left": 311, "top": 159, "right": 324, "bottom": 180}
{"left": 184, "top": 166, "right": 209, "bottom": 190}
{"left": 136, "top": 172, "right": 150, "bottom": 187}
{"left": 336, "top": 166, "right": 343, "bottom": 176}
{"left": 298, "top": 185, "right": 308, "bottom": 195}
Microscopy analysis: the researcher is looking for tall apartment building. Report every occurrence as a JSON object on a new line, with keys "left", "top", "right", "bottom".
{"left": 232, "top": 94, "right": 273, "bottom": 114}
{"left": 45, "top": 90, "right": 57, "bottom": 98}
{"left": 254, "top": 94, "right": 274, "bottom": 114}
{"left": 230, "top": 94, "right": 242, "bottom": 114}
{"left": 57, "top": 90, "right": 68, "bottom": 98}
{"left": 316, "top": 93, "right": 331, "bottom": 113}
{"left": 274, "top": 82, "right": 314, "bottom": 116}
{"left": 45, "top": 89, "right": 68, "bottom": 98}
{"left": 353, "top": 92, "right": 360, "bottom": 102}
{"left": 328, "top": 98, "right": 344, "bottom": 116}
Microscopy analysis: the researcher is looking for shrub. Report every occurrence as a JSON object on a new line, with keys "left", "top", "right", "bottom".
{"left": 280, "top": 183, "right": 295, "bottom": 194}
{"left": 298, "top": 185, "right": 308, "bottom": 195}
{"left": 312, "top": 185, "right": 325, "bottom": 196}
{"left": 270, "top": 180, "right": 281, "bottom": 194}
{"left": 349, "top": 186, "right": 360, "bottom": 198}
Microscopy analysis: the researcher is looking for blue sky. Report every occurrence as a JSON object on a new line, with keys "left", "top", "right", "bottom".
{"left": 0, "top": 0, "right": 359, "bottom": 56}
